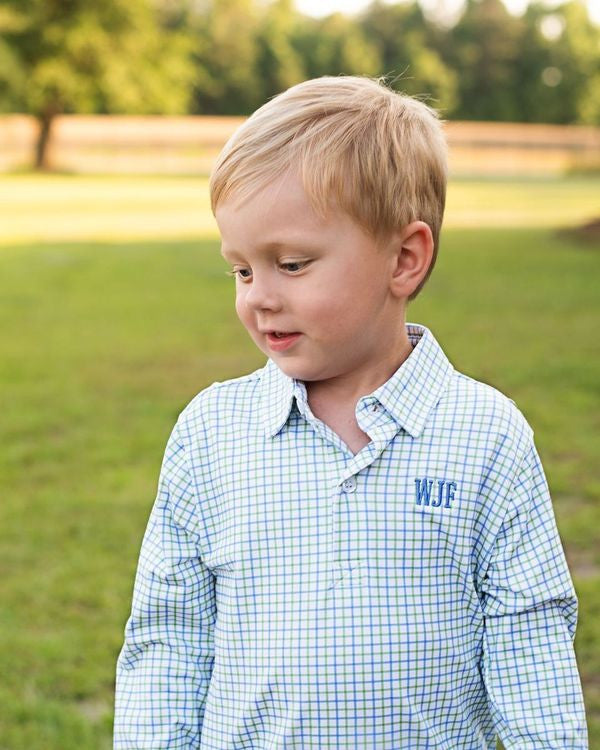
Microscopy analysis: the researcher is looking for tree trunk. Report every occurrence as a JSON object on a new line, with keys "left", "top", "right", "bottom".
{"left": 35, "top": 104, "right": 60, "bottom": 171}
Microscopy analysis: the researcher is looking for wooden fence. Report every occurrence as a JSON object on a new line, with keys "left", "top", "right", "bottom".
{"left": 1, "top": 114, "right": 599, "bottom": 176}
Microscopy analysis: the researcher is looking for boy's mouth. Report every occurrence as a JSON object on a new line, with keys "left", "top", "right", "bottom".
{"left": 265, "top": 331, "right": 302, "bottom": 350}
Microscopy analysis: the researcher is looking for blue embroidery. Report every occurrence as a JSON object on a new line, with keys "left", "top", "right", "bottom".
{"left": 415, "top": 478, "right": 457, "bottom": 508}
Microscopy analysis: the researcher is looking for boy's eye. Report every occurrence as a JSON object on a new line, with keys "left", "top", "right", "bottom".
{"left": 225, "top": 267, "right": 251, "bottom": 280}
{"left": 280, "top": 261, "right": 307, "bottom": 272}
{"left": 225, "top": 261, "right": 308, "bottom": 280}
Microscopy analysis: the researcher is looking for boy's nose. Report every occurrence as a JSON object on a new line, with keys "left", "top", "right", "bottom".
{"left": 243, "top": 274, "right": 282, "bottom": 312}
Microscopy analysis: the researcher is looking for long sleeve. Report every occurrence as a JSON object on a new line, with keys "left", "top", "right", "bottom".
{"left": 114, "top": 418, "right": 216, "bottom": 749}
{"left": 477, "top": 436, "right": 588, "bottom": 748}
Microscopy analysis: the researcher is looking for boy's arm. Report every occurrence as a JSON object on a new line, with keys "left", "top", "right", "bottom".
{"left": 477, "top": 435, "right": 588, "bottom": 749}
{"left": 113, "top": 417, "right": 216, "bottom": 749}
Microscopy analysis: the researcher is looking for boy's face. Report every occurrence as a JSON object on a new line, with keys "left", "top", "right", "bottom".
{"left": 215, "top": 170, "right": 408, "bottom": 388}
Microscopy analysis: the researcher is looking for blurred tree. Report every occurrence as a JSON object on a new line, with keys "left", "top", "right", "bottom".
{"left": 0, "top": 6, "right": 26, "bottom": 113}
{"left": 358, "top": 0, "right": 458, "bottom": 114}
{"left": 556, "top": 0, "right": 600, "bottom": 126}
{"left": 289, "top": 11, "right": 381, "bottom": 81}
{"left": 0, "top": 0, "right": 195, "bottom": 169}
{"left": 1, "top": 0, "right": 598, "bottom": 137}
{"left": 190, "top": 0, "right": 263, "bottom": 114}
{"left": 440, "top": 0, "right": 527, "bottom": 121}
{"left": 545, "top": 0, "right": 600, "bottom": 125}
{"left": 510, "top": 0, "right": 600, "bottom": 124}
{"left": 253, "top": 0, "right": 305, "bottom": 104}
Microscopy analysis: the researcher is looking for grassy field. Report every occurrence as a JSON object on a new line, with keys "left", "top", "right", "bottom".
{"left": 0, "top": 174, "right": 599, "bottom": 749}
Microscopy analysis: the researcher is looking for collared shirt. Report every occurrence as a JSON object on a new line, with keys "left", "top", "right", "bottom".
{"left": 114, "top": 322, "right": 588, "bottom": 749}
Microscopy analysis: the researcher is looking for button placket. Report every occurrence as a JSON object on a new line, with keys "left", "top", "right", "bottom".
{"left": 332, "top": 474, "right": 361, "bottom": 587}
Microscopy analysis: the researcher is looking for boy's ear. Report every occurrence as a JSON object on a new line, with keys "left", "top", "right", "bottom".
{"left": 388, "top": 221, "right": 434, "bottom": 299}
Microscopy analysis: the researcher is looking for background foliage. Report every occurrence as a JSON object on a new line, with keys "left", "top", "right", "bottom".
{"left": 1, "top": 0, "right": 599, "bottom": 126}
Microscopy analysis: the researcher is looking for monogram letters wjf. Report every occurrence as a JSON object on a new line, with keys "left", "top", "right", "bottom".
{"left": 414, "top": 478, "right": 457, "bottom": 509}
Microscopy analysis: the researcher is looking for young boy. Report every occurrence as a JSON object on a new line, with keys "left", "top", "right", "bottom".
{"left": 113, "top": 76, "right": 588, "bottom": 748}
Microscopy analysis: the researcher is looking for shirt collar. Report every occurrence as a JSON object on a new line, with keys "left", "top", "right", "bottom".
{"left": 259, "top": 322, "right": 454, "bottom": 440}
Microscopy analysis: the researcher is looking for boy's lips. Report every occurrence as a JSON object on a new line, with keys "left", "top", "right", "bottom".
{"left": 264, "top": 331, "right": 302, "bottom": 351}
{"left": 259, "top": 328, "right": 300, "bottom": 334}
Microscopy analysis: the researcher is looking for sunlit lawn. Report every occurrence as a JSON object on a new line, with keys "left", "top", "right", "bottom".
{"left": 1, "top": 174, "right": 598, "bottom": 749}
{"left": 1, "top": 172, "right": 600, "bottom": 243}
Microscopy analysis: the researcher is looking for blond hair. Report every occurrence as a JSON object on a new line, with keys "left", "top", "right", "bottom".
{"left": 209, "top": 75, "right": 447, "bottom": 301}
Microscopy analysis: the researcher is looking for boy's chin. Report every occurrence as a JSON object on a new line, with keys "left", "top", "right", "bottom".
{"left": 265, "top": 353, "right": 308, "bottom": 379}
{"left": 271, "top": 358, "right": 329, "bottom": 385}
{"left": 270, "top": 358, "right": 304, "bottom": 379}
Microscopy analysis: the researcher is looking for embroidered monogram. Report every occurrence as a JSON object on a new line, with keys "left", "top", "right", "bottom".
{"left": 414, "top": 478, "right": 457, "bottom": 508}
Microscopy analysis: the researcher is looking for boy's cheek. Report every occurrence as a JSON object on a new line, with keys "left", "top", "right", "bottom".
{"left": 234, "top": 297, "right": 250, "bottom": 327}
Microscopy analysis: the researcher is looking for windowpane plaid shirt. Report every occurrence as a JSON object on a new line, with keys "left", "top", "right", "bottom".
{"left": 114, "top": 322, "right": 588, "bottom": 749}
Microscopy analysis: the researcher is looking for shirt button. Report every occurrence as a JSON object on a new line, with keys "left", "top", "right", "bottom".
{"left": 341, "top": 476, "right": 357, "bottom": 492}
{"left": 371, "top": 403, "right": 380, "bottom": 412}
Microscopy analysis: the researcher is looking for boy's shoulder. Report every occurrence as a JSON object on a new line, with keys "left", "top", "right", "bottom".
{"left": 444, "top": 367, "right": 535, "bottom": 456}
{"left": 175, "top": 363, "right": 267, "bottom": 431}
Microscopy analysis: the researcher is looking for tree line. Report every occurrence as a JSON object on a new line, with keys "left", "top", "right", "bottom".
{"left": 0, "top": 0, "right": 598, "bottom": 168}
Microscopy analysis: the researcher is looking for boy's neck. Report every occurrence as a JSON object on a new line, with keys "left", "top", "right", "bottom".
{"left": 304, "top": 324, "right": 414, "bottom": 410}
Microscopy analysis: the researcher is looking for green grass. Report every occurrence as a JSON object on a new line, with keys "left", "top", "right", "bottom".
{"left": 1, "top": 175, "right": 599, "bottom": 748}
{"left": 1, "top": 173, "right": 599, "bottom": 244}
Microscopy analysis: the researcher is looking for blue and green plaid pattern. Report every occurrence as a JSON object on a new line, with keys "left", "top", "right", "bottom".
{"left": 114, "top": 322, "right": 588, "bottom": 749}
